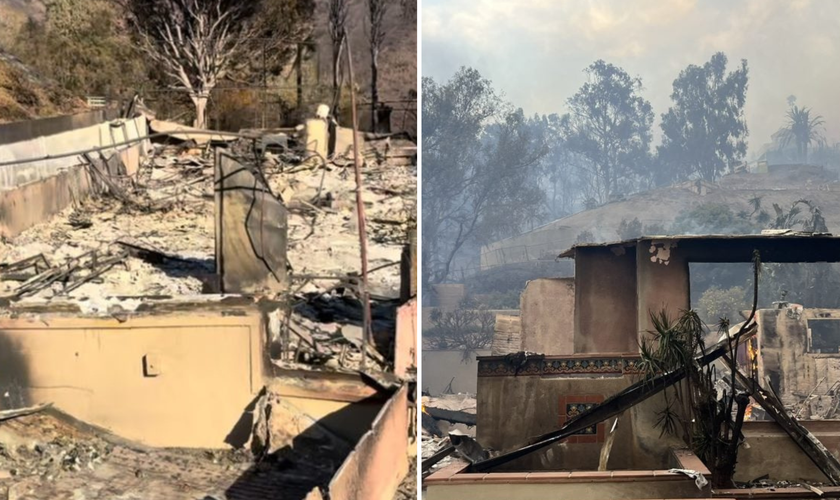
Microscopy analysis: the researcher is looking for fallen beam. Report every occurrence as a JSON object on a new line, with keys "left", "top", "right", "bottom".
{"left": 726, "top": 355, "right": 840, "bottom": 485}
{"left": 424, "top": 406, "right": 477, "bottom": 427}
{"left": 470, "top": 324, "right": 756, "bottom": 473}
{"left": 422, "top": 442, "right": 455, "bottom": 474}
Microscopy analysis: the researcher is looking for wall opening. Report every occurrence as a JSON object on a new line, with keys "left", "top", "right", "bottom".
{"left": 808, "top": 319, "right": 840, "bottom": 354}
{"left": 689, "top": 262, "right": 840, "bottom": 330}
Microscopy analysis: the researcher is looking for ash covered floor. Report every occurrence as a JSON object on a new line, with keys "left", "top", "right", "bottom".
{"left": 0, "top": 410, "right": 345, "bottom": 500}
{"left": 0, "top": 137, "right": 416, "bottom": 308}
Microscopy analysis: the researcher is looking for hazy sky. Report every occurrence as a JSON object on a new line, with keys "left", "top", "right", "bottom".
{"left": 423, "top": 0, "right": 840, "bottom": 158}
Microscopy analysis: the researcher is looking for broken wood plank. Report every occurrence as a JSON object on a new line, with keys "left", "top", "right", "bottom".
{"left": 598, "top": 413, "right": 622, "bottom": 471}
{"left": 725, "top": 355, "right": 840, "bottom": 485}
{"left": 0, "top": 403, "right": 52, "bottom": 422}
{"left": 802, "top": 483, "right": 826, "bottom": 496}
{"left": 116, "top": 240, "right": 190, "bottom": 265}
{"left": 422, "top": 411, "right": 444, "bottom": 438}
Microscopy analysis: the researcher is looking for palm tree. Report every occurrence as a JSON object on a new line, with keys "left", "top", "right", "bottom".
{"left": 781, "top": 105, "right": 825, "bottom": 163}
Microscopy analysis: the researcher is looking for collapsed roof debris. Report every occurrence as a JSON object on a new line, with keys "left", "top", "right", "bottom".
{"left": 421, "top": 394, "right": 478, "bottom": 478}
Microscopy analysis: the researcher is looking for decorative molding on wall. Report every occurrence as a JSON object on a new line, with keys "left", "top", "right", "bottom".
{"left": 477, "top": 354, "right": 642, "bottom": 378}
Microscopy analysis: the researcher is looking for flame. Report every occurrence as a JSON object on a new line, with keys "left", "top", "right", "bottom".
{"left": 744, "top": 403, "right": 754, "bottom": 420}
{"left": 748, "top": 338, "right": 759, "bottom": 377}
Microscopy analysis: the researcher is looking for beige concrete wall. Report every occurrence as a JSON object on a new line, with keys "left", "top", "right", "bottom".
{"left": 521, "top": 278, "right": 575, "bottom": 355}
{"left": 491, "top": 314, "right": 521, "bottom": 355}
{"left": 0, "top": 114, "right": 148, "bottom": 237}
{"left": 0, "top": 115, "right": 147, "bottom": 189}
{"left": 0, "top": 163, "right": 94, "bottom": 237}
{"left": 266, "top": 373, "right": 388, "bottom": 447}
{"left": 476, "top": 367, "right": 686, "bottom": 471}
{"left": 0, "top": 308, "right": 264, "bottom": 448}
{"left": 395, "top": 299, "right": 417, "bottom": 379}
{"left": 431, "top": 284, "right": 466, "bottom": 311}
{"left": 422, "top": 307, "right": 519, "bottom": 333}
{"left": 422, "top": 349, "right": 490, "bottom": 395}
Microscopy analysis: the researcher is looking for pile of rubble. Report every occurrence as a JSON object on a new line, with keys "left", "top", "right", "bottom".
{"left": 421, "top": 394, "right": 480, "bottom": 478}
{"left": 0, "top": 409, "right": 340, "bottom": 499}
{"left": 0, "top": 130, "right": 416, "bottom": 310}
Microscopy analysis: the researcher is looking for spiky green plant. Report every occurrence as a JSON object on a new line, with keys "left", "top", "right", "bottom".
{"left": 638, "top": 251, "right": 762, "bottom": 487}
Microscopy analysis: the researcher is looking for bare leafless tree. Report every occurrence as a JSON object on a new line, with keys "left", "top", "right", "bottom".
{"left": 366, "top": 0, "right": 390, "bottom": 130}
{"left": 120, "top": 0, "right": 314, "bottom": 129}
{"left": 400, "top": 0, "right": 416, "bottom": 21}
{"left": 328, "top": 0, "right": 349, "bottom": 113}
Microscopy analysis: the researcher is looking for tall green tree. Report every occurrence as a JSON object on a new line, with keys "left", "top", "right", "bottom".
{"left": 781, "top": 105, "right": 824, "bottom": 163}
{"left": 561, "top": 60, "right": 654, "bottom": 205}
{"left": 422, "top": 68, "right": 547, "bottom": 286}
{"left": 658, "top": 52, "right": 749, "bottom": 183}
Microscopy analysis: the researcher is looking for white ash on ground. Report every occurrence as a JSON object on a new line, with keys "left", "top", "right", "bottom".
{"left": 0, "top": 137, "right": 416, "bottom": 308}
{"left": 0, "top": 410, "right": 337, "bottom": 499}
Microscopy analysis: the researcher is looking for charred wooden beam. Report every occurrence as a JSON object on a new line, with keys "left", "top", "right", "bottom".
{"left": 422, "top": 442, "right": 455, "bottom": 474}
{"left": 726, "top": 355, "right": 840, "bottom": 485}
{"left": 424, "top": 406, "right": 477, "bottom": 427}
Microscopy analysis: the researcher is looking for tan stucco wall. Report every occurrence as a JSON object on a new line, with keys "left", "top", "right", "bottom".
{"left": 477, "top": 375, "right": 640, "bottom": 470}
{"left": 0, "top": 164, "right": 94, "bottom": 237}
{"left": 476, "top": 371, "right": 687, "bottom": 471}
{"left": 575, "top": 248, "right": 638, "bottom": 353}
{"left": 635, "top": 240, "right": 691, "bottom": 337}
{"left": 491, "top": 314, "right": 521, "bottom": 355}
{"left": 422, "top": 349, "right": 489, "bottom": 395}
{"left": 0, "top": 115, "right": 147, "bottom": 189}
{"left": 521, "top": 278, "right": 574, "bottom": 355}
{"left": 328, "top": 385, "right": 410, "bottom": 500}
{"left": 0, "top": 309, "right": 264, "bottom": 448}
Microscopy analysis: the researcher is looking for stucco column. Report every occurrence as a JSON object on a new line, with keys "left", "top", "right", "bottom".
{"left": 635, "top": 239, "right": 691, "bottom": 340}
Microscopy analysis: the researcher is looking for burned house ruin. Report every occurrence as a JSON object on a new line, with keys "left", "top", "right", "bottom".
{"left": 425, "top": 233, "right": 840, "bottom": 500}
{"left": 0, "top": 105, "right": 417, "bottom": 499}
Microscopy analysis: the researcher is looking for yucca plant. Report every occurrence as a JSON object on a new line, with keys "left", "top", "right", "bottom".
{"left": 639, "top": 252, "right": 761, "bottom": 487}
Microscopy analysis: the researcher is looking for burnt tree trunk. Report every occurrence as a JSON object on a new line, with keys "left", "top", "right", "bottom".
{"left": 371, "top": 47, "right": 379, "bottom": 131}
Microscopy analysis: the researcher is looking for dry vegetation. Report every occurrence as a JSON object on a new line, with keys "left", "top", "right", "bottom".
{"left": 0, "top": 51, "right": 85, "bottom": 123}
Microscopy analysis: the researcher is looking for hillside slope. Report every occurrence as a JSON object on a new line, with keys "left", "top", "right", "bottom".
{"left": 0, "top": 50, "right": 85, "bottom": 123}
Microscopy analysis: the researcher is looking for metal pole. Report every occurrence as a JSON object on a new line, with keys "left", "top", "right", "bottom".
{"left": 344, "top": 32, "right": 373, "bottom": 370}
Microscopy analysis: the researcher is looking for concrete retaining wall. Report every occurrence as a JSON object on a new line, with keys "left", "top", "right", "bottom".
{"left": 0, "top": 111, "right": 148, "bottom": 237}
{"left": 0, "top": 306, "right": 265, "bottom": 448}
